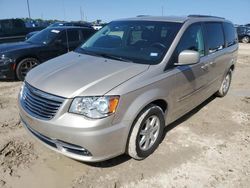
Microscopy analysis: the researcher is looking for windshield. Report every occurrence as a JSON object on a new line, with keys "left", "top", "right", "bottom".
{"left": 77, "top": 21, "right": 182, "bottom": 64}
{"left": 27, "top": 28, "right": 62, "bottom": 45}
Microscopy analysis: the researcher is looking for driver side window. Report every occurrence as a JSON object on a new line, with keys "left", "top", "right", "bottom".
{"left": 172, "top": 24, "right": 205, "bottom": 64}
{"left": 58, "top": 31, "right": 67, "bottom": 43}
{"left": 178, "top": 24, "right": 204, "bottom": 56}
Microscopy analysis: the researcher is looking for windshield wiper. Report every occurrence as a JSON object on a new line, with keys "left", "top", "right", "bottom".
{"left": 79, "top": 49, "right": 100, "bottom": 57}
{"left": 78, "top": 49, "right": 132, "bottom": 62}
{"left": 98, "top": 53, "right": 132, "bottom": 62}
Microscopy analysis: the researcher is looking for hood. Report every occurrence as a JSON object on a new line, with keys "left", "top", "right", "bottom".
{"left": 26, "top": 51, "right": 149, "bottom": 98}
{"left": 0, "top": 41, "right": 40, "bottom": 54}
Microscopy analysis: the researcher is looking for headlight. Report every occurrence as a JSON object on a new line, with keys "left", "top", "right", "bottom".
{"left": 0, "top": 55, "right": 13, "bottom": 65}
{"left": 69, "top": 96, "right": 119, "bottom": 119}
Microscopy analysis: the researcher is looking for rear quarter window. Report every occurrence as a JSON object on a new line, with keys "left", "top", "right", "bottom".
{"left": 205, "top": 22, "right": 225, "bottom": 54}
{"left": 223, "top": 22, "right": 237, "bottom": 46}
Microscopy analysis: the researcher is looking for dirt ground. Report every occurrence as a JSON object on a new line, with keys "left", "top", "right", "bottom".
{"left": 0, "top": 44, "right": 250, "bottom": 188}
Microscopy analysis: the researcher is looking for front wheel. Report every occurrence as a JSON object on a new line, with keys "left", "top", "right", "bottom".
{"left": 127, "top": 104, "right": 165, "bottom": 160}
{"left": 215, "top": 70, "right": 232, "bottom": 97}
{"left": 16, "top": 58, "right": 39, "bottom": 81}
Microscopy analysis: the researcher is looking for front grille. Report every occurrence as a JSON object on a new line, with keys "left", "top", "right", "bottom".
{"left": 21, "top": 83, "right": 65, "bottom": 120}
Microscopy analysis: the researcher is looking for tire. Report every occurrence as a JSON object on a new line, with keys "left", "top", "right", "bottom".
{"left": 215, "top": 69, "right": 232, "bottom": 97}
{"left": 16, "top": 58, "right": 39, "bottom": 81}
{"left": 242, "top": 36, "right": 250, "bottom": 44}
{"left": 127, "top": 104, "right": 165, "bottom": 160}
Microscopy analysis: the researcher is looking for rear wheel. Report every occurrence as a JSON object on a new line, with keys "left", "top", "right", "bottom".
{"left": 127, "top": 104, "right": 165, "bottom": 160}
{"left": 215, "top": 69, "right": 232, "bottom": 97}
{"left": 16, "top": 58, "right": 39, "bottom": 81}
{"left": 242, "top": 36, "right": 250, "bottom": 43}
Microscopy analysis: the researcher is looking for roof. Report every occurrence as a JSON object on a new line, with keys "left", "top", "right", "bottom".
{"left": 115, "top": 15, "right": 228, "bottom": 23}
{"left": 116, "top": 16, "right": 188, "bottom": 23}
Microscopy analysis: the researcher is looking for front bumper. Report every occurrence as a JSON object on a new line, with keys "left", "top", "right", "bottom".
{"left": 0, "top": 63, "right": 16, "bottom": 80}
{"left": 18, "top": 97, "right": 131, "bottom": 162}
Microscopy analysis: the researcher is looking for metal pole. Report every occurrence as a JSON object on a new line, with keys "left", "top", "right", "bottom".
{"left": 27, "top": 0, "right": 31, "bottom": 19}
{"left": 80, "top": 6, "right": 84, "bottom": 21}
{"left": 62, "top": 0, "right": 66, "bottom": 21}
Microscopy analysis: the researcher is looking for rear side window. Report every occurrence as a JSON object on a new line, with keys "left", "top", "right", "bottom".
{"left": 205, "top": 23, "right": 224, "bottom": 54}
{"left": 81, "top": 29, "right": 94, "bottom": 40}
{"left": 58, "top": 30, "right": 80, "bottom": 44}
{"left": 66, "top": 30, "right": 80, "bottom": 42}
{"left": 223, "top": 22, "right": 237, "bottom": 47}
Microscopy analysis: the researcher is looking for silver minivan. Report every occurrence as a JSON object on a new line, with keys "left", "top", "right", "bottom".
{"left": 18, "top": 15, "right": 238, "bottom": 162}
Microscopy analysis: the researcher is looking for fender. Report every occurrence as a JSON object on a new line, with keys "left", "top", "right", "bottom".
{"left": 113, "top": 87, "right": 171, "bottom": 126}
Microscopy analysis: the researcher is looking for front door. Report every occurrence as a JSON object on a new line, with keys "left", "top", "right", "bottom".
{"left": 170, "top": 23, "right": 209, "bottom": 118}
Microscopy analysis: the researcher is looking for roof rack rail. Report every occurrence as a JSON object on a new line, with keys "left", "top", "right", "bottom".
{"left": 188, "top": 15, "right": 225, "bottom": 19}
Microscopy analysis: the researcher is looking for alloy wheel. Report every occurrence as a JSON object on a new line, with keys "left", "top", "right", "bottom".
{"left": 242, "top": 36, "right": 250, "bottom": 43}
{"left": 139, "top": 115, "right": 160, "bottom": 151}
{"left": 222, "top": 73, "right": 231, "bottom": 94}
{"left": 20, "top": 59, "right": 38, "bottom": 78}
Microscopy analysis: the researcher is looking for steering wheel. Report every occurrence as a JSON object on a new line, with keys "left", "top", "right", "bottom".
{"left": 150, "top": 42, "right": 167, "bottom": 50}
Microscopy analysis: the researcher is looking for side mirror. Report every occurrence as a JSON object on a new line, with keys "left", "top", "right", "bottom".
{"left": 175, "top": 50, "right": 200, "bottom": 66}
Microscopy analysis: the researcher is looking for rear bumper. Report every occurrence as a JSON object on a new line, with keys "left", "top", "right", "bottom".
{"left": 18, "top": 97, "right": 131, "bottom": 162}
{"left": 0, "top": 63, "right": 15, "bottom": 80}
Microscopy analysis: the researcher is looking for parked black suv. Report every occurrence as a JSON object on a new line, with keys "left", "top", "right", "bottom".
{"left": 0, "top": 19, "right": 44, "bottom": 44}
{"left": 236, "top": 26, "right": 250, "bottom": 43}
{"left": 0, "top": 26, "right": 95, "bottom": 80}
{"left": 25, "top": 21, "right": 93, "bottom": 39}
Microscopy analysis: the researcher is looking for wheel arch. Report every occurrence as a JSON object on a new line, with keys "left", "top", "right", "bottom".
{"left": 15, "top": 56, "right": 40, "bottom": 80}
{"left": 242, "top": 35, "right": 250, "bottom": 43}
{"left": 230, "top": 64, "right": 235, "bottom": 71}
{"left": 124, "top": 94, "right": 169, "bottom": 154}
{"left": 128, "top": 98, "right": 168, "bottom": 126}
{"left": 117, "top": 90, "right": 169, "bottom": 126}
{"left": 150, "top": 99, "right": 168, "bottom": 113}
{"left": 15, "top": 55, "right": 40, "bottom": 69}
